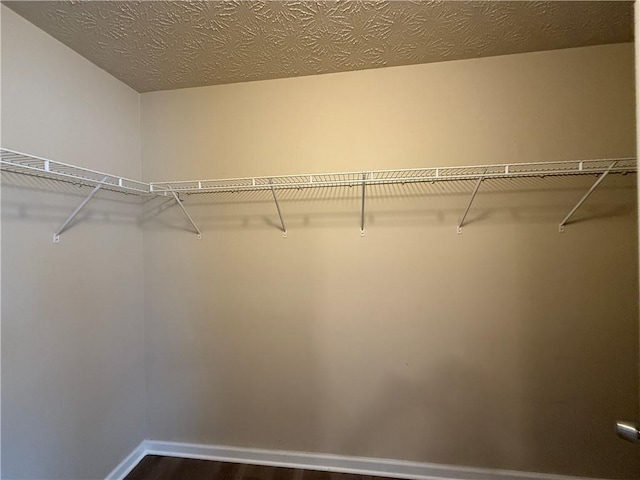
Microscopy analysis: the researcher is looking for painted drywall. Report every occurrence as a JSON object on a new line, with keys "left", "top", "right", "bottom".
{"left": 141, "top": 44, "right": 639, "bottom": 478}
{"left": 1, "top": 6, "right": 145, "bottom": 479}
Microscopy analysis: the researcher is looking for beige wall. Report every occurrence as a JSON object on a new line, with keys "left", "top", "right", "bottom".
{"left": 142, "top": 44, "right": 639, "bottom": 478}
{"left": 1, "top": 6, "right": 145, "bottom": 479}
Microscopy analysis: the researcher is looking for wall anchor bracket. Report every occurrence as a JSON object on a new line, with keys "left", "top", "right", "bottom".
{"left": 53, "top": 176, "right": 109, "bottom": 243}
{"left": 559, "top": 162, "right": 616, "bottom": 232}
{"left": 168, "top": 186, "right": 202, "bottom": 239}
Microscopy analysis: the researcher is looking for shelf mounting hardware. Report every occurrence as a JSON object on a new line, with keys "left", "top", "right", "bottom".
{"left": 268, "top": 178, "right": 287, "bottom": 238}
{"left": 167, "top": 186, "right": 202, "bottom": 239}
{"left": 53, "top": 176, "right": 109, "bottom": 243}
{"left": 457, "top": 176, "right": 484, "bottom": 234}
{"left": 559, "top": 161, "right": 616, "bottom": 232}
{"left": 360, "top": 173, "right": 367, "bottom": 237}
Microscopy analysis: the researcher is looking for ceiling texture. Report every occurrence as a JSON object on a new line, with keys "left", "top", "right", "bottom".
{"left": 5, "top": 1, "right": 634, "bottom": 93}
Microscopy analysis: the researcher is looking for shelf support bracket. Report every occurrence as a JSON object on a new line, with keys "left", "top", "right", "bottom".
{"left": 360, "top": 173, "right": 366, "bottom": 237}
{"left": 457, "top": 177, "right": 483, "bottom": 234}
{"left": 268, "top": 179, "right": 287, "bottom": 238}
{"left": 53, "top": 176, "right": 109, "bottom": 243}
{"left": 559, "top": 162, "right": 616, "bottom": 232}
{"left": 168, "top": 186, "right": 202, "bottom": 239}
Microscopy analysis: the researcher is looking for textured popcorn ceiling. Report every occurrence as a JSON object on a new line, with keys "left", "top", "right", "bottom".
{"left": 5, "top": 1, "right": 634, "bottom": 93}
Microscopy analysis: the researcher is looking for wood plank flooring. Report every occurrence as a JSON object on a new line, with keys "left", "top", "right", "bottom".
{"left": 124, "top": 455, "right": 399, "bottom": 480}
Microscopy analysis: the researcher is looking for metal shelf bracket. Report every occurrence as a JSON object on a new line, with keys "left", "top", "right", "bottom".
{"left": 559, "top": 162, "right": 616, "bottom": 233}
{"left": 360, "top": 173, "right": 366, "bottom": 237}
{"left": 53, "top": 176, "right": 109, "bottom": 243}
{"left": 457, "top": 177, "right": 484, "bottom": 234}
{"left": 268, "top": 179, "right": 287, "bottom": 238}
{"left": 168, "top": 186, "right": 202, "bottom": 239}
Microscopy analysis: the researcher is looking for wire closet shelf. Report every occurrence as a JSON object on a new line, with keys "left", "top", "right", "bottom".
{"left": 1, "top": 147, "right": 637, "bottom": 240}
{"left": 149, "top": 157, "right": 636, "bottom": 195}
{"left": 0, "top": 148, "right": 150, "bottom": 195}
{"left": 1, "top": 148, "right": 635, "bottom": 196}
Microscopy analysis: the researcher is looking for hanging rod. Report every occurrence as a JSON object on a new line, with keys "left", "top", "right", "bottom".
{"left": 149, "top": 157, "right": 637, "bottom": 195}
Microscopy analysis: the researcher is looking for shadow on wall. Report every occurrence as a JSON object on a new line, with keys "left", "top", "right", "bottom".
{"left": 1, "top": 172, "right": 143, "bottom": 234}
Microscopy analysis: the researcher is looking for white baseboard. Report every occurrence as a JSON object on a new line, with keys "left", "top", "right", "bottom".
{"left": 104, "top": 441, "right": 148, "bottom": 480}
{"left": 107, "top": 440, "right": 607, "bottom": 480}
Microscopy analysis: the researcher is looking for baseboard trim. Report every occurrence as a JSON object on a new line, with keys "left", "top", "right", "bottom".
{"left": 106, "top": 439, "right": 607, "bottom": 480}
{"left": 105, "top": 441, "right": 148, "bottom": 480}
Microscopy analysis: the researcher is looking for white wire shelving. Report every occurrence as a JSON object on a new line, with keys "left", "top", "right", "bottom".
{"left": 0, "top": 148, "right": 150, "bottom": 195}
{"left": 1, "top": 147, "right": 636, "bottom": 240}
{"left": 149, "top": 158, "right": 637, "bottom": 195}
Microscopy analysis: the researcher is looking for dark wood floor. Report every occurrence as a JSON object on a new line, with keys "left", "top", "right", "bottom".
{"left": 125, "top": 456, "right": 398, "bottom": 480}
